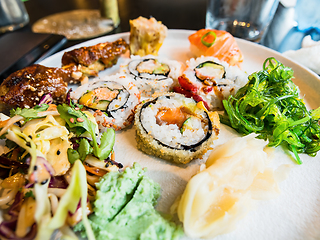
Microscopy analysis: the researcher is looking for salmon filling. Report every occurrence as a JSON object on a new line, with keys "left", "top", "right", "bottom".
{"left": 156, "top": 107, "right": 189, "bottom": 128}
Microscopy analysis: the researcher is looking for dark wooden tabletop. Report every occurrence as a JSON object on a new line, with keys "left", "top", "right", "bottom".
{"left": 22, "top": 0, "right": 207, "bottom": 50}
{"left": 2, "top": 0, "right": 318, "bottom": 61}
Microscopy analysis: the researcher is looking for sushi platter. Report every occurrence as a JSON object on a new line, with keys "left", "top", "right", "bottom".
{"left": 37, "top": 30, "right": 320, "bottom": 240}
{"left": 1, "top": 27, "right": 320, "bottom": 240}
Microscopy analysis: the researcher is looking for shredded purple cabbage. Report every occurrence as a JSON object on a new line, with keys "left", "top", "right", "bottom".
{"left": 49, "top": 176, "right": 68, "bottom": 189}
{"left": 0, "top": 192, "right": 37, "bottom": 240}
{"left": 65, "top": 89, "right": 73, "bottom": 105}
{"left": 0, "top": 155, "right": 29, "bottom": 170}
{"left": 39, "top": 93, "right": 53, "bottom": 105}
{"left": 26, "top": 156, "right": 55, "bottom": 176}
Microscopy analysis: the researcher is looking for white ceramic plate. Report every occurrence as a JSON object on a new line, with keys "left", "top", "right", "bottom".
{"left": 40, "top": 30, "right": 320, "bottom": 240}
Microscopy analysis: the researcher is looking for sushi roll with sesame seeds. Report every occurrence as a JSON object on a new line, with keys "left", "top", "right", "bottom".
{"left": 71, "top": 74, "right": 140, "bottom": 131}
{"left": 134, "top": 93, "right": 220, "bottom": 164}
{"left": 120, "top": 55, "right": 184, "bottom": 97}
{"left": 174, "top": 56, "right": 248, "bottom": 110}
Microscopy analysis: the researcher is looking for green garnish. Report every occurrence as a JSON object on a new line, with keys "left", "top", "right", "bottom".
{"left": 67, "top": 148, "right": 80, "bottom": 164}
{"left": 57, "top": 104, "right": 115, "bottom": 161}
{"left": 201, "top": 31, "right": 217, "bottom": 47}
{"left": 78, "top": 138, "right": 93, "bottom": 161}
{"left": 24, "top": 190, "right": 35, "bottom": 199}
{"left": 10, "top": 104, "right": 49, "bottom": 122}
{"left": 220, "top": 57, "right": 320, "bottom": 164}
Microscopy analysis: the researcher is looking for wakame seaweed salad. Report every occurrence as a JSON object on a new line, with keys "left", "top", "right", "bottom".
{"left": 220, "top": 57, "right": 320, "bottom": 164}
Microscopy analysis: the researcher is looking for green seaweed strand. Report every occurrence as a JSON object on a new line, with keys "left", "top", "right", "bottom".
{"left": 220, "top": 57, "right": 320, "bottom": 164}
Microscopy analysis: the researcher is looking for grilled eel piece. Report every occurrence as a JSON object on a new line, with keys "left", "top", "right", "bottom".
{"left": 0, "top": 64, "right": 74, "bottom": 109}
{"left": 61, "top": 38, "right": 129, "bottom": 77}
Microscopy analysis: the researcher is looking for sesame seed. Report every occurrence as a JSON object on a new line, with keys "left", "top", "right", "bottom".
{"left": 77, "top": 118, "right": 84, "bottom": 122}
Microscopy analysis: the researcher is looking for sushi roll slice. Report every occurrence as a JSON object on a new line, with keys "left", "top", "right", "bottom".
{"left": 71, "top": 74, "right": 140, "bottom": 131}
{"left": 121, "top": 55, "right": 184, "bottom": 97}
{"left": 174, "top": 56, "right": 248, "bottom": 110}
{"left": 134, "top": 93, "right": 220, "bottom": 164}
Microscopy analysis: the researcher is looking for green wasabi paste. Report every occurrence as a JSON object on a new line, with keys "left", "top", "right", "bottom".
{"left": 74, "top": 162, "right": 183, "bottom": 240}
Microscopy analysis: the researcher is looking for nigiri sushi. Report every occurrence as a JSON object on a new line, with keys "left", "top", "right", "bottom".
{"left": 189, "top": 29, "right": 243, "bottom": 68}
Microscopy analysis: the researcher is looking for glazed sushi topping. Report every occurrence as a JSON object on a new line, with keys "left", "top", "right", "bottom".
{"left": 195, "top": 61, "right": 226, "bottom": 85}
{"left": 129, "top": 58, "right": 170, "bottom": 80}
{"left": 78, "top": 82, "right": 129, "bottom": 112}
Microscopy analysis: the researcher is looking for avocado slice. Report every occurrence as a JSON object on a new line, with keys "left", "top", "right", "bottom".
{"left": 195, "top": 61, "right": 226, "bottom": 83}
{"left": 180, "top": 117, "right": 192, "bottom": 133}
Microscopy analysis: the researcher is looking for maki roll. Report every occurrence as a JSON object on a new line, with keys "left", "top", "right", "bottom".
{"left": 134, "top": 93, "right": 220, "bottom": 164}
{"left": 174, "top": 56, "right": 248, "bottom": 110}
{"left": 121, "top": 55, "right": 184, "bottom": 97}
{"left": 71, "top": 74, "right": 140, "bottom": 131}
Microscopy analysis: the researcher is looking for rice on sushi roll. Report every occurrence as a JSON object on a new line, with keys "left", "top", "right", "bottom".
{"left": 134, "top": 93, "right": 220, "bottom": 164}
{"left": 174, "top": 56, "right": 248, "bottom": 110}
{"left": 71, "top": 74, "right": 140, "bottom": 131}
{"left": 120, "top": 55, "right": 184, "bottom": 97}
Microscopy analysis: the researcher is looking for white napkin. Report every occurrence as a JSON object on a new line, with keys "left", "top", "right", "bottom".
{"left": 283, "top": 35, "right": 320, "bottom": 74}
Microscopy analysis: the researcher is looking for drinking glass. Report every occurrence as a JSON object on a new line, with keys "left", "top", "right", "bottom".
{"left": 206, "top": 0, "right": 279, "bottom": 42}
{"left": 0, "top": 0, "right": 29, "bottom": 33}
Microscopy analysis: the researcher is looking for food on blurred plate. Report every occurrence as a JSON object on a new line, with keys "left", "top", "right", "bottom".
{"left": 0, "top": 103, "right": 120, "bottom": 239}
{"left": 129, "top": 16, "right": 168, "bottom": 56}
{"left": 134, "top": 93, "right": 220, "bottom": 164}
{"left": 175, "top": 134, "right": 288, "bottom": 238}
{"left": 74, "top": 162, "right": 183, "bottom": 240}
{"left": 71, "top": 74, "right": 140, "bottom": 131}
{"left": 120, "top": 55, "right": 184, "bottom": 97}
{"left": 0, "top": 64, "right": 76, "bottom": 110}
{"left": 189, "top": 29, "right": 243, "bottom": 67}
{"left": 174, "top": 56, "right": 248, "bottom": 110}
{"left": 220, "top": 57, "right": 320, "bottom": 164}
{"left": 62, "top": 38, "right": 129, "bottom": 80}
